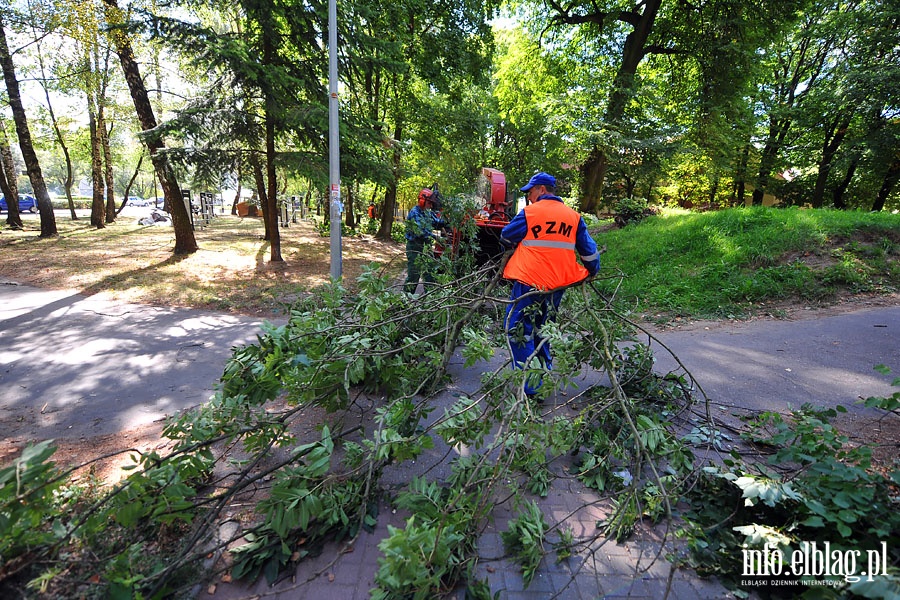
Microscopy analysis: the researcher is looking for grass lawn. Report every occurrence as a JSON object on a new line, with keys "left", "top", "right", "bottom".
{"left": 592, "top": 206, "right": 900, "bottom": 321}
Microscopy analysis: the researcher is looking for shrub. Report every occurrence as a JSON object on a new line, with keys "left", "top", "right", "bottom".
{"left": 613, "top": 197, "right": 658, "bottom": 227}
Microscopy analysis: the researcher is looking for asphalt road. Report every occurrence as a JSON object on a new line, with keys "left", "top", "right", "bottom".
{"left": 645, "top": 304, "right": 900, "bottom": 417}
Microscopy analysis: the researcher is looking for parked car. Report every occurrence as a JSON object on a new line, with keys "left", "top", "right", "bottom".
{"left": 127, "top": 196, "right": 149, "bottom": 206}
{"left": 0, "top": 194, "right": 38, "bottom": 213}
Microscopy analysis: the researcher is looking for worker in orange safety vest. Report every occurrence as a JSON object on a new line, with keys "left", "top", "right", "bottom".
{"left": 500, "top": 172, "right": 600, "bottom": 399}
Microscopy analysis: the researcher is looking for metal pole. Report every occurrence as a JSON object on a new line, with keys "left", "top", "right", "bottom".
{"left": 328, "top": 0, "right": 342, "bottom": 280}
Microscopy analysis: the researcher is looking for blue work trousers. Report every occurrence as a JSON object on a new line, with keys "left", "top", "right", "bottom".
{"left": 505, "top": 281, "right": 564, "bottom": 395}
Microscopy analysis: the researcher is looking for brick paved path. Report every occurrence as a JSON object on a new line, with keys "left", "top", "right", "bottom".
{"left": 211, "top": 351, "right": 742, "bottom": 600}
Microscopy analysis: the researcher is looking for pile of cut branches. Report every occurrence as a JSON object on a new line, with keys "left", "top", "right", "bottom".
{"left": 3, "top": 203, "right": 898, "bottom": 599}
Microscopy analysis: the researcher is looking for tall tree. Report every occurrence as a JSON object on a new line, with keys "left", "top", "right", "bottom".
{"left": 139, "top": 0, "right": 494, "bottom": 248}
{"left": 101, "top": 108, "right": 117, "bottom": 223}
{"left": 751, "top": 6, "right": 835, "bottom": 205}
{"left": 488, "top": 28, "right": 567, "bottom": 189}
{"left": 339, "top": 0, "right": 496, "bottom": 239}
{"left": 0, "top": 118, "right": 21, "bottom": 229}
{"left": 33, "top": 34, "right": 79, "bottom": 220}
{"left": 248, "top": 1, "right": 284, "bottom": 262}
{"left": 873, "top": 152, "right": 900, "bottom": 211}
{"left": 799, "top": 1, "right": 862, "bottom": 210}
{"left": 810, "top": 111, "right": 854, "bottom": 208}
{"left": 548, "top": 0, "right": 666, "bottom": 212}
{"left": 853, "top": 0, "right": 899, "bottom": 211}
{"left": 85, "top": 35, "right": 107, "bottom": 228}
{"left": 101, "top": 0, "right": 197, "bottom": 254}
{"left": 680, "top": 2, "right": 785, "bottom": 207}
{"left": 138, "top": 0, "right": 332, "bottom": 260}
{"left": 0, "top": 13, "right": 57, "bottom": 237}
{"left": 525, "top": 0, "right": 807, "bottom": 212}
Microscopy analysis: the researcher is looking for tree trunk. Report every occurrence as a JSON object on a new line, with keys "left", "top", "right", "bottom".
{"left": 231, "top": 161, "right": 241, "bottom": 215}
{"left": 732, "top": 143, "right": 751, "bottom": 206}
{"left": 101, "top": 116, "right": 117, "bottom": 223}
{"left": 0, "top": 16, "right": 57, "bottom": 237}
{"left": 752, "top": 142, "right": 777, "bottom": 205}
{"left": 264, "top": 121, "right": 282, "bottom": 261}
{"left": 376, "top": 121, "right": 403, "bottom": 241}
{"left": 708, "top": 176, "right": 719, "bottom": 206}
{"left": 0, "top": 120, "right": 22, "bottom": 229}
{"left": 262, "top": 30, "right": 283, "bottom": 262}
{"left": 61, "top": 142, "right": 77, "bottom": 221}
{"left": 88, "top": 103, "right": 106, "bottom": 229}
{"left": 811, "top": 113, "right": 852, "bottom": 208}
{"left": 36, "top": 45, "right": 77, "bottom": 220}
{"left": 0, "top": 153, "right": 15, "bottom": 228}
{"left": 579, "top": 0, "right": 662, "bottom": 213}
{"left": 102, "top": 0, "right": 197, "bottom": 254}
{"left": 752, "top": 117, "right": 790, "bottom": 206}
{"left": 118, "top": 154, "right": 144, "bottom": 216}
{"left": 832, "top": 153, "right": 859, "bottom": 210}
{"left": 345, "top": 182, "right": 356, "bottom": 229}
{"left": 250, "top": 153, "right": 269, "bottom": 239}
{"left": 752, "top": 24, "right": 833, "bottom": 207}
{"left": 872, "top": 155, "right": 899, "bottom": 212}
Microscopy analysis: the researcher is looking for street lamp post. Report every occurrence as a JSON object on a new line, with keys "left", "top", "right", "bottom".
{"left": 328, "top": 0, "right": 342, "bottom": 280}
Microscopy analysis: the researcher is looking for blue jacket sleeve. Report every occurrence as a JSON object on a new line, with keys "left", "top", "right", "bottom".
{"left": 405, "top": 207, "right": 420, "bottom": 242}
{"left": 576, "top": 219, "right": 600, "bottom": 275}
{"left": 500, "top": 210, "right": 528, "bottom": 248}
{"left": 407, "top": 207, "right": 448, "bottom": 241}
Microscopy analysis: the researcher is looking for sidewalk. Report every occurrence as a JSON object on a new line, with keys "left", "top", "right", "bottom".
{"left": 0, "top": 281, "right": 268, "bottom": 443}
{"left": 221, "top": 301, "right": 896, "bottom": 600}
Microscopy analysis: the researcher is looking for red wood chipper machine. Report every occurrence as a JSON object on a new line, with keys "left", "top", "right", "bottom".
{"left": 434, "top": 167, "right": 515, "bottom": 266}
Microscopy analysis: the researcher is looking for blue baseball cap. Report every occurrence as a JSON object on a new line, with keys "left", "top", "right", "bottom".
{"left": 520, "top": 172, "right": 556, "bottom": 192}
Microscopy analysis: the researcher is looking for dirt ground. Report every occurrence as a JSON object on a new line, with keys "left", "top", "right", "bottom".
{"left": 0, "top": 209, "right": 406, "bottom": 318}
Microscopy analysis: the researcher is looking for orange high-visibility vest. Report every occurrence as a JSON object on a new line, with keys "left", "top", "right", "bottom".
{"left": 503, "top": 199, "right": 589, "bottom": 290}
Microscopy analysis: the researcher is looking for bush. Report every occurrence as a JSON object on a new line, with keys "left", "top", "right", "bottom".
{"left": 677, "top": 402, "right": 900, "bottom": 597}
{"left": 51, "top": 197, "right": 92, "bottom": 210}
{"left": 391, "top": 222, "right": 406, "bottom": 244}
{"left": 613, "top": 197, "right": 658, "bottom": 227}
{"left": 315, "top": 217, "right": 358, "bottom": 237}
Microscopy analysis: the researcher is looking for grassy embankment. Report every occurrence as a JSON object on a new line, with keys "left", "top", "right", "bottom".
{"left": 591, "top": 206, "right": 900, "bottom": 321}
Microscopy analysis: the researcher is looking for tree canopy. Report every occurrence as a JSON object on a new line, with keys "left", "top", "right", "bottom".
{"left": 0, "top": 0, "right": 897, "bottom": 250}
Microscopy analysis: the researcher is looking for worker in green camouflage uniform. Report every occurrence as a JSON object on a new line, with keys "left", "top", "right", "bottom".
{"left": 405, "top": 188, "right": 447, "bottom": 294}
